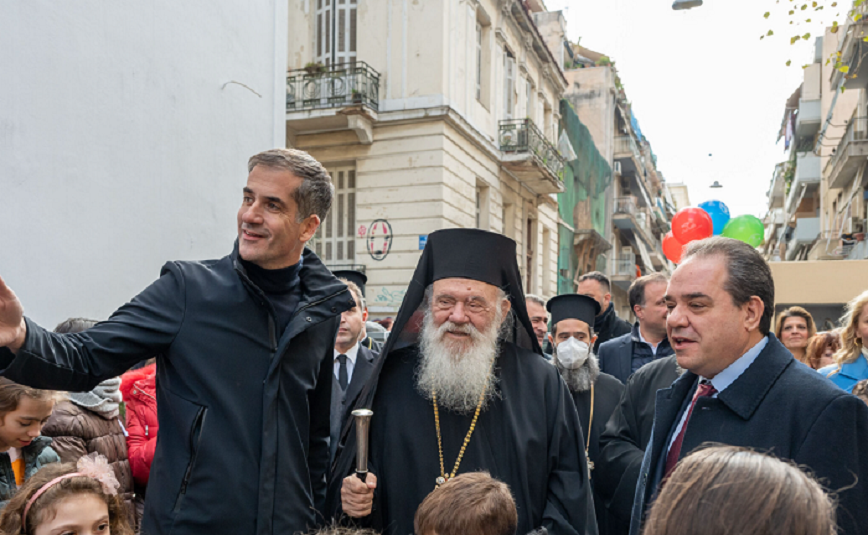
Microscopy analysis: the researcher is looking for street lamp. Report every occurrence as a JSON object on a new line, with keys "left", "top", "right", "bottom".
{"left": 710, "top": 180, "right": 723, "bottom": 188}
{"left": 673, "top": 0, "right": 703, "bottom": 10}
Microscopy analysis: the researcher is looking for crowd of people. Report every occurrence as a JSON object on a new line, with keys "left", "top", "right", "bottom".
{"left": 0, "top": 147, "right": 866, "bottom": 535}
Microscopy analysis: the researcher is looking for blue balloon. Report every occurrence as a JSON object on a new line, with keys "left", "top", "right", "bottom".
{"left": 698, "top": 200, "right": 731, "bottom": 235}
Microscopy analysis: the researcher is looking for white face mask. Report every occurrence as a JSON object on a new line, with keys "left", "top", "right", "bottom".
{"left": 556, "top": 337, "right": 590, "bottom": 369}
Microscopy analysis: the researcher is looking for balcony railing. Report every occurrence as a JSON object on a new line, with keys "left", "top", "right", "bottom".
{"left": 499, "top": 119, "right": 565, "bottom": 181}
{"left": 614, "top": 196, "right": 637, "bottom": 215}
{"left": 615, "top": 134, "right": 643, "bottom": 164}
{"left": 614, "top": 252, "right": 637, "bottom": 276}
{"left": 286, "top": 61, "right": 380, "bottom": 113}
{"left": 828, "top": 115, "right": 868, "bottom": 175}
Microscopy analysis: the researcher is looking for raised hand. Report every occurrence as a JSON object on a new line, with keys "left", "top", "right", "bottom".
{"left": 0, "top": 275, "right": 27, "bottom": 351}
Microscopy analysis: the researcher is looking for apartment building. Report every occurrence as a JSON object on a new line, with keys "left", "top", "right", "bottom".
{"left": 285, "top": 0, "right": 567, "bottom": 315}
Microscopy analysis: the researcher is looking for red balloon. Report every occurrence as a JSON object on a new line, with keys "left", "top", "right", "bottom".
{"left": 671, "top": 207, "right": 713, "bottom": 244}
{"left": 662, "top": 232, "right": 684, "bottom": 264}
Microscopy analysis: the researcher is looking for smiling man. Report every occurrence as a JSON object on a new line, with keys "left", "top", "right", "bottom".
{"left": 332, "top": 228, "right": 596, "bottom": 535}
{"left": 629, "top": 237, "right": 868, "bottom": 535}
{"left": 0, "top": 148, "right": 352, "bottom": 535}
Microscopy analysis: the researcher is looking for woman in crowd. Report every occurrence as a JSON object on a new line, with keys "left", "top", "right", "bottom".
{"left": 40, "top": 318, "right": 136, "bottom": 528}
{"left": 805, "top": 331, "right": 842, "bottom": 370}
{"left": 0, "top": 379, "right": 60, "bottom": 510}
{"left": 820, "top": 290, "right": 868, "bottom": 392}
{"left": 775, "top": 306, "right": 816, "bottom": 364}
{"left": 643, "top": 446, "right": 835, "bottom": 535}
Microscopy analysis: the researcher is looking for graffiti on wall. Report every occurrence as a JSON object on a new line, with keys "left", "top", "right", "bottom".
{"left": 372, "top": 286, "right": 406, "bottom": 308}
{"left": 367, "top": 219, "right": 392, "bottom": 261}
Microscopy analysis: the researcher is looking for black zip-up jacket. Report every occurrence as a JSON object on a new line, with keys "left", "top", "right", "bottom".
{"left": 0, "top": 244, "right": 352, "bottom": 535}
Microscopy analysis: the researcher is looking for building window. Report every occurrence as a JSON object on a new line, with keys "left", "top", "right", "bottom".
{"left": 316, "top": 0, "right": 357, "bottom": 67}
{"left": 525, "top": 215, "right": 536, "bottom": 293}
{"left": 476, "top": 22, "right": 483, "bottom": 101}
{"left": 525, "top": 77, "right": 534, "bottom": 120}
{"left": 503, "top": 49, "right": 515, "bottom": 120}
{"left": 313, "top": 166, "right": 356, "bottom": 262}
{"left": 476, "top": 182, "right": 490, "bottom": 230}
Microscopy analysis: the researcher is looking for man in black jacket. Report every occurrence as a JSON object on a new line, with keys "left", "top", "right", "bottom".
{"left": 630, "top": 237, "right": 868, "bottom": 535}
{"left": 0, "top": 148, "right": 352, "bottom": 535}
{"left": 595, "top": 355, "right": 681, "bottom": 535}
{"left": 598, "top": 274, "right": 673, "bottom": 384}
{"left": 577, "top": 272, "right": 631, "bottom": 353}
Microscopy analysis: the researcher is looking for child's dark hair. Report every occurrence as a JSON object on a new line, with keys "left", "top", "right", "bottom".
{"left": 0, "top": 378, "right": 60, "bottom": 419}
{"left": 0, "top": 461, "right": 134, "bottom": 535}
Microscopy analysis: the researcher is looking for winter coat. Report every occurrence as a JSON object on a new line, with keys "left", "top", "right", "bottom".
{"left": 0, "top": 436, "right": 60, "bottom": 509}
{"left": 630, "top": 335, "right": 868, "bottom": 535}
{"left": 818, "top": 350, "right": 868, "bottom": 393}
{"left": 598, "top": 323, "right": 674, "bottom": 384}
{"left": 41, "top": 400, "right": 135, "bottom": 528}
{"left": 120, "top": 364, "right": 157, "bottom": 489}
{"left": 592, "top": 303, "right": 632, "bottom": 353}
{"left": 0, "top": 244, "right": 351, "bottom": 535}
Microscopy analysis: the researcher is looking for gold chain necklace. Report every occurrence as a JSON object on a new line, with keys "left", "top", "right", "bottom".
{"left": 432, "top": 362, "right": 492, "bottom": 489}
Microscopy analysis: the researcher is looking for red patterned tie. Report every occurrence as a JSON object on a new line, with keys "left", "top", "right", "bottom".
{"left": 664, "top": 381, "right": 717, "bottom": 477}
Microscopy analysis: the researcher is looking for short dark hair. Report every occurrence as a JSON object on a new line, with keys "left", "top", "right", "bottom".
{"left": 681, "top": 237, "right": 775, "bottom": 336}
{"left": 577, "top": 271, "right": 611, "bottom": 293}
{"left": 414, "top": 472, "right": 517, "bottom": 535}
{"left": 628, "top": 273, "right": 668, "bottom": 310}
{"left": 247, "top": 148, "right": 334, "bottom": 223}
{"left": 338, "top": 278, "right": 366, "bottom": 310}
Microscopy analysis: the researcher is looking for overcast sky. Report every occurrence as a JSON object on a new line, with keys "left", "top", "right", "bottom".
{"left": 545, "top": 0, "right": 835, "bottom": 218}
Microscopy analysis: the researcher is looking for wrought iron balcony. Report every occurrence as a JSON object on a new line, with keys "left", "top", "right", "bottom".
{"left": 826, "top": 115, "right": 868, "bottom": 190}
{"left": 614, "top": 196, "right": 637, "bottom": 215}
{"left": 499, "top": 119, "right": 565, "bottom": 190}
{"left": 286, "top": 61, "right": 379, "bottom": 113}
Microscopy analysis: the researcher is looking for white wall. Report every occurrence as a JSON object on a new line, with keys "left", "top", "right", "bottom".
{"left": 0, "top": 0, "right": 288, "bottom": 327}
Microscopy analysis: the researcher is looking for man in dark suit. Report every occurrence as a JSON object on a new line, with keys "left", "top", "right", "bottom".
{"left": 330, "top": 277, "right": 378, "bottom": 462}
{"left": 598, "top": 274, "right": 673, "bottom": 384}
{"left": 630, "top": 237, "right": 868, "bottom": 535}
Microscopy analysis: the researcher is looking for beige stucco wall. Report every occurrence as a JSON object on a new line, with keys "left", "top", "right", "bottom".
{"left": 770, "top": 260, "right": 868, "bottom": 305}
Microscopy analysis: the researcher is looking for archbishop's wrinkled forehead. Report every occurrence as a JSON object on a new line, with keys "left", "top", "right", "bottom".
{"left": 432, "top": 278, "right": 502, "bottom": 303}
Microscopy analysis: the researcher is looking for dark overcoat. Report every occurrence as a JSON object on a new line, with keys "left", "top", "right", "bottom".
{"left": 0, "top": 245, "right": 351, "bottom": 535}
{"left": 630, "top": 335, "right": 868, "bottom": 535}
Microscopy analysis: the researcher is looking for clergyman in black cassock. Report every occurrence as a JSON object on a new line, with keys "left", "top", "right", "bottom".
{"left": 328, "top": 228, "right": 597, "bottom": 535}
{"left": 547, "top": 294, "right": 624, "bottom": 535}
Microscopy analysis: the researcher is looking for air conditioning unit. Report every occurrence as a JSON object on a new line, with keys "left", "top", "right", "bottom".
{"left": 614, "top": 161, "right": 622, "bottom": 175}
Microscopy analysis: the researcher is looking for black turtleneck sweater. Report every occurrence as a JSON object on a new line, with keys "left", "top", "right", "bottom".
{"left": 240, "top": 257, "right": 303, "bottom": 338}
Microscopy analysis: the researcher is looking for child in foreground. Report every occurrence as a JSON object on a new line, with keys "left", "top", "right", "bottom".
{"left": 0, "top": 378, "right": 60, "bottom": 509}
{"left": 414, "top": 472, "right": 518, "bottom": 535}
{"left": 0, "top": 454, "right": 133, "bottom": 535}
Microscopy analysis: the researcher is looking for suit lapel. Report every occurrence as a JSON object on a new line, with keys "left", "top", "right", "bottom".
{"left": 619, "top": 337, "right": 632, "bottom": 381}
{"left": 344, "top": 346, "right": 376, "bottom": 412}
{"left": 647, "top": 372, "right": 696, "bottom": 492}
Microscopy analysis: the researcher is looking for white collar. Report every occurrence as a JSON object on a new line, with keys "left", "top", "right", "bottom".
{"left": 335, "top": 342, "right": 360, "bottom": 364}
{"left": 638, "top": 326, "right": 662, "bottom": 352}
{"left": 703, "top": 336, "right": 769, "bottom": 394}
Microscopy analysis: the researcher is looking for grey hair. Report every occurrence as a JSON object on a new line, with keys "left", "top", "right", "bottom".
{"left": 247, "top": 148, "right": 334, "bottom": 223}
{"left": 525, "top": 294, "right": 547, "bottom": 309}
{"left": 681, "top": 237, "right": 774, "bottom": 336}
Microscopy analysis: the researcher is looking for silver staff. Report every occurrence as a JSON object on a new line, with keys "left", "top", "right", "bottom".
{"left": 352, "top": 409, "right": 374, "bottom": 481}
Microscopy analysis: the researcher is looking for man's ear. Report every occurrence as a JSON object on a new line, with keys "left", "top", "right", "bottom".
{"left": 743, "top": 296, "right": 764, "bottom": 333}
{"left": 362, "top": 308, "right": 368, "bottom": 322}
{"left": 548, "top": 332, "right": 554, "bottom": 345}
{"left": 500, "top": 297, "right": 512, "bottom": 319}
{"left": 299, "top": 214, "right": 321, "bottom": 243}
{"left": 591, "top": 335, "right": 598, "bottom": 346}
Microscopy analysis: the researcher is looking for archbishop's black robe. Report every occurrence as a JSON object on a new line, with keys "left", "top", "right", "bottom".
{"left": 346, "top": 341, "right": 598, "bottom": 535}
{"left": 571, "top": 372, "right": 624, "bottom": 535}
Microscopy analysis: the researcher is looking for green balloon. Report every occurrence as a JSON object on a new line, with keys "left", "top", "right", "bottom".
{"left": 721, "top": 215, "right": 764, "bottom": 247}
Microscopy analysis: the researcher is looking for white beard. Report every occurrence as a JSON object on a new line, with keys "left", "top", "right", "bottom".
{"left": 415, "top": 307, "right": 504, "bottom": 414}
{"left": 553, "top": 348, "right": 600, "bottom": 393}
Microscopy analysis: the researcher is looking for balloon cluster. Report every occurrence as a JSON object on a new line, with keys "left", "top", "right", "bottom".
{"left": 662, "top": 200, "right": 764, "bottom": 264}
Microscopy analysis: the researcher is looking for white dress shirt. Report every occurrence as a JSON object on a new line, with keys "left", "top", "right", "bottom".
{"left": 334, "top": 343, "right": 360, "bottom": 383}
{"left": 667, "top": 336, "right": 770, "bottom": 453}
